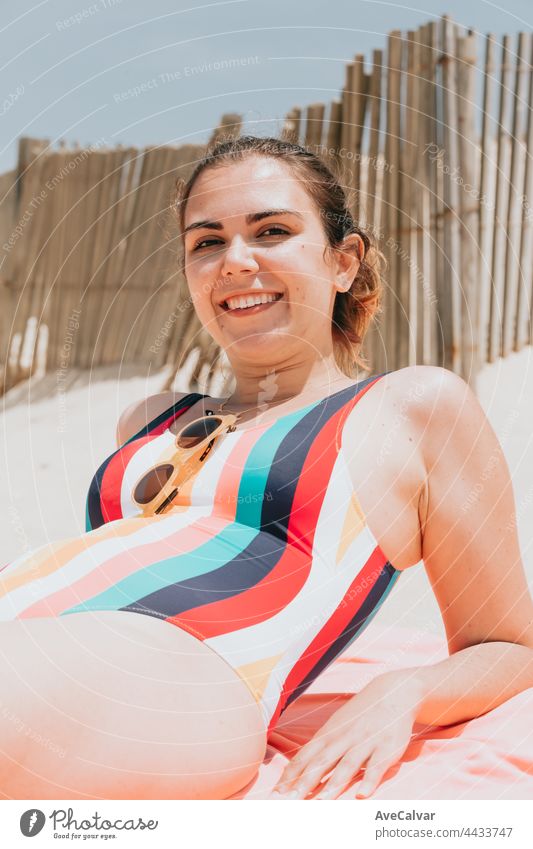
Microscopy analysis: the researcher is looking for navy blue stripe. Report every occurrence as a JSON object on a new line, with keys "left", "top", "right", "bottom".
{"left": 121, "top": 531, "right": 285, "bottom": 618}
{"left": 259, "top": 374, "right": 382, "bottom": 542}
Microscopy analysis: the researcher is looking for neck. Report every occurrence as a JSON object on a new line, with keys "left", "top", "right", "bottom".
{"left": 220, "top": 357, "right": 351, "bottom": 409}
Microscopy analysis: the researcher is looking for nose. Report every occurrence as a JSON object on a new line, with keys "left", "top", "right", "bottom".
{"left": 220, "top": 235, "right": 259, "bottom": 276}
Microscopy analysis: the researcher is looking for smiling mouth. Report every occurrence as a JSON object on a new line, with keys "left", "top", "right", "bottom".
{"left": 221, "top": 293, "right": 284, "bottom": 313}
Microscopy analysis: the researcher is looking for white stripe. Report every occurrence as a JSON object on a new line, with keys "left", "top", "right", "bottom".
{"left": 186, "top": 428, "right": 242, "bottom": 507}
{"left": 258, "top": 528, "right": 378, "bottom": 720}
{"left": 120, "top": 430, "right": 176, "bottom": 517}
{"left": 256, "top": 453, "right": 378, "bottom": 722}
{"left": 0, "top": 508, "right": 211, "bottom": 620}
{"left": 309, "top": 450, "right": 357, "bottom": 564}
{"left": 120, "top": 427, "right": 245, "bottom": 515}
{"left": 205, "top": 523, "right": 376, "bottom": 667}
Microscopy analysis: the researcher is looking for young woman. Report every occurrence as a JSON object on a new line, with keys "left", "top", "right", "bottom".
{"left": 1, "top": 136, "right": 533, "bottom": 801}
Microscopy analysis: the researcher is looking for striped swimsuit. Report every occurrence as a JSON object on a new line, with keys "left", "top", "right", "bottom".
{"left": 0, "top": 373, "right": 402, "bottom": 731}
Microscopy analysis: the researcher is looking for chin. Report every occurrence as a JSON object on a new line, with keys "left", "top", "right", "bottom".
{"left": 224, "top": 331, "right": 288, "bottom": 358}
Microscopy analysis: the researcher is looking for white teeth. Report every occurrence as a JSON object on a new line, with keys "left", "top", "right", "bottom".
{"left": 225, "top": 293, "right": 281, "bottom": 311}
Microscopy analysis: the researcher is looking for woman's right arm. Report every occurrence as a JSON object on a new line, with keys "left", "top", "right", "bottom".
{"left": 116, "top": 392, "right": 188, "bottom": 446}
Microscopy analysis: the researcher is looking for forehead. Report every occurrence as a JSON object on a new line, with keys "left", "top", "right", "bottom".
{"left": 184, "top": 156, "right": 316, "bottom": 225}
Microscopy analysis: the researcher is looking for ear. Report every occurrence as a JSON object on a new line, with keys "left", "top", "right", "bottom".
{"left": 328, "top": 233, "right": 364, "bottom": 293}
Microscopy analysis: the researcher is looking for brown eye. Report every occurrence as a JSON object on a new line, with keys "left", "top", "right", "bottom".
{"left": 258, "top": 227, "right": 289, "bottom": 238}
{"left": 192, "top": 238, "right": 222, "bottom": 251}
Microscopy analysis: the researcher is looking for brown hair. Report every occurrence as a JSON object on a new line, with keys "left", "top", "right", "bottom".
{"left": 173, "top": 135, "right": 384, "bottom": 376}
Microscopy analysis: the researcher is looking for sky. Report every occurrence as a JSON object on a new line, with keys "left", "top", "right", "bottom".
{"left": 1, "top": 0, "right": 532, "bottom": 175}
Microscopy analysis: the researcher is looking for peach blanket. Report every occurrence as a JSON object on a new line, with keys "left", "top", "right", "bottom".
{"left": 230, "top": 625, "right": 533, "bottom": 800}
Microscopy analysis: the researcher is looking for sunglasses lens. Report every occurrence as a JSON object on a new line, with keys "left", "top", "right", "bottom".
{"left": 134, "top": 464, "right": 174, "bottom": 504}
{"left": 177, "top": 416, "right": 222, "bottom": 449}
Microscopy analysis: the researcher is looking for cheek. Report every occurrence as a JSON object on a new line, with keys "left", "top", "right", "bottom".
{"left": 184, "top": 278, "right": 210, "bottom": 320}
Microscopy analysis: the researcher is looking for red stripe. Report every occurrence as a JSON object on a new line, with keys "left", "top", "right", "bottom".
{"left": 268, "top": 545, "right": 388, "bottom": 728}
{"left": 98, "top": 404, "right": 196, "bottom": 523}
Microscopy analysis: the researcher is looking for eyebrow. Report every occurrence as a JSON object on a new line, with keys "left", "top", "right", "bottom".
{"left": 183, "top": 208, "right": 304, "bottom": 235}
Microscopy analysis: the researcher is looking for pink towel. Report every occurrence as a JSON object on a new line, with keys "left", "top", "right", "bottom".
{"left": 229, "top": 625, "right": 533, "bottom": 800}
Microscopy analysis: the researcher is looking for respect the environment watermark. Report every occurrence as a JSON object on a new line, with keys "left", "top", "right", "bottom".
{"left": 113, "top": 56, "right": 261, "bottom": 103}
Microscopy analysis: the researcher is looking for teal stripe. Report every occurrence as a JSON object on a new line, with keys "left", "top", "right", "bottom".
{"left": 85, "top": 495, "right": 92, "bottom": 533}
{"left": 234, "top": 401, "right": 318, "bottom": 528}
{"left": 62, "top": 522, "right": 258, "bottom": 615}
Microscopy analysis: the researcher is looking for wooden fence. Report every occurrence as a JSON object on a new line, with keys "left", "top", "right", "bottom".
{"left": 0, "top": 15, "right": 532, "bottom": 397}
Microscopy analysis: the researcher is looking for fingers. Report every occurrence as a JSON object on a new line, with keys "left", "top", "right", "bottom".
{"left": 272, "top": 738, "right": 324, "bottom": 785}
{"left": 314, "top": 748, "right": 370, "bottom": 800}
{"left": 270, "top": 742, "right": 330, "bottom": 799}
{"left": 355, "top": 746, "right": 396, "bottom": 798}
{"left": 316, "top": 745, "right": 397, "bottom": 800}
{"left": 270, "top": 742, "right": 399, "bottom": 801}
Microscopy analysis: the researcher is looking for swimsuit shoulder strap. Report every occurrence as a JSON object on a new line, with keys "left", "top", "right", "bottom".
{"left": 125, "top": 392, "right": 208, "bottom": 444}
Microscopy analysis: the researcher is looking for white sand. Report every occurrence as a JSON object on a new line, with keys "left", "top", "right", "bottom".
{"left": 1, "top": 351, "right": 532, "bottom": 644}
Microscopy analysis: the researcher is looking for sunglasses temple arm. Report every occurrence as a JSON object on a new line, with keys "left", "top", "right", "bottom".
{"left": 154, "top": 488, "right": 179, "bottom": 515}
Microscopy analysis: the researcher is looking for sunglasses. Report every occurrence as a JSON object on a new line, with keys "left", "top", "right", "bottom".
{"left": 132, "top": 412, "right": 239, "bottom": 516}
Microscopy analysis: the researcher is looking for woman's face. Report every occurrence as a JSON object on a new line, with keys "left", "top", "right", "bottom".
{"left": 182, "top": 155, "right": 359, "bottom": 366}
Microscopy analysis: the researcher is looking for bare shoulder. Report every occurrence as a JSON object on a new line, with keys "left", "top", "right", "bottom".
{"left": 378, "top": 363, "right": 467, "bottom": 398}
{"left": 377, "top": 365, "right": 477, "bottom": 431}
{"left": 116, "top": 391, "right": 190, "bottom": 446}
{"left": 386, "top": 366, "right": 487, "bottom": 453}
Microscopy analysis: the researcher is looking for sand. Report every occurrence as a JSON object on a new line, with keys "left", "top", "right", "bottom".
{"left": 1, "top": 350, "right": 532, "bottom": 643}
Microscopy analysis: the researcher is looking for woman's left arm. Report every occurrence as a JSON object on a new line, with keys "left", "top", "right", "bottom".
{"left": 269, "top": 367, "right": 533, "bottom": 800}
{"left": 412, "top": 366, "right": 533, "bottom": 726}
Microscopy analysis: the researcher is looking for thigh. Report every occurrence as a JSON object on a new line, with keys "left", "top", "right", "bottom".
{"left": 0, "top": 611, "right": 267, "bottom": 799}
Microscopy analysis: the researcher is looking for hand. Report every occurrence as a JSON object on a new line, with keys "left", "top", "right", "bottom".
{"left": 267, "top": 670, "right": 424, "bottom": 800}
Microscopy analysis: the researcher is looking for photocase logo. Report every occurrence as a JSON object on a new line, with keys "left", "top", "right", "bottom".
{"left": 20, "top": 809, "right": 46, "bottom": 836}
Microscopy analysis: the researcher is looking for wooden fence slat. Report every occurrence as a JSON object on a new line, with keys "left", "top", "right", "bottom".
{"left": 502, "top": 32, "right": 530, "bottom": 356}
{"left": 383, "top": 30, "right": 403, "bottom": 372}
{"left": 361, "top": 48, "right": 384, "bottom": 373}
{"left": 456, "top": 29, "right": 480, "bottom": 384}
{"left": 477, "top": 33, "right": 498, "bottom": 368}
{"left": 365, "top": 49, "right": 383, "bottom": 233}
{"left": 325, "top": 99, "right": 343, "bottom": 174}
{"left": 488, "top": 34, "right": 513, "bottom": 362}
{"left": 438, "top": 15, "right": 463, "bottom": 375}
{"left": 304, "top": 102, "right": 326, "bottom": 150}
{"left": 396, "top": 30, "right": 416, "bottom": 369}
{"left": 340, "top": 62, "right": 355, "bottom": 189}
{"left": 350, "top": 55, "right": 369, "bottom": 221}
{"left": 414, "top": 24, "right": 431, "bottom": 365}
{"left": 515, "top": 35, "right": 533, "bottom": 350}
{"left": 281, "top": 107, "right": 301, "bottom": 144}
{"left": 426, "top": 21, "right": 444, "bottom": 369}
